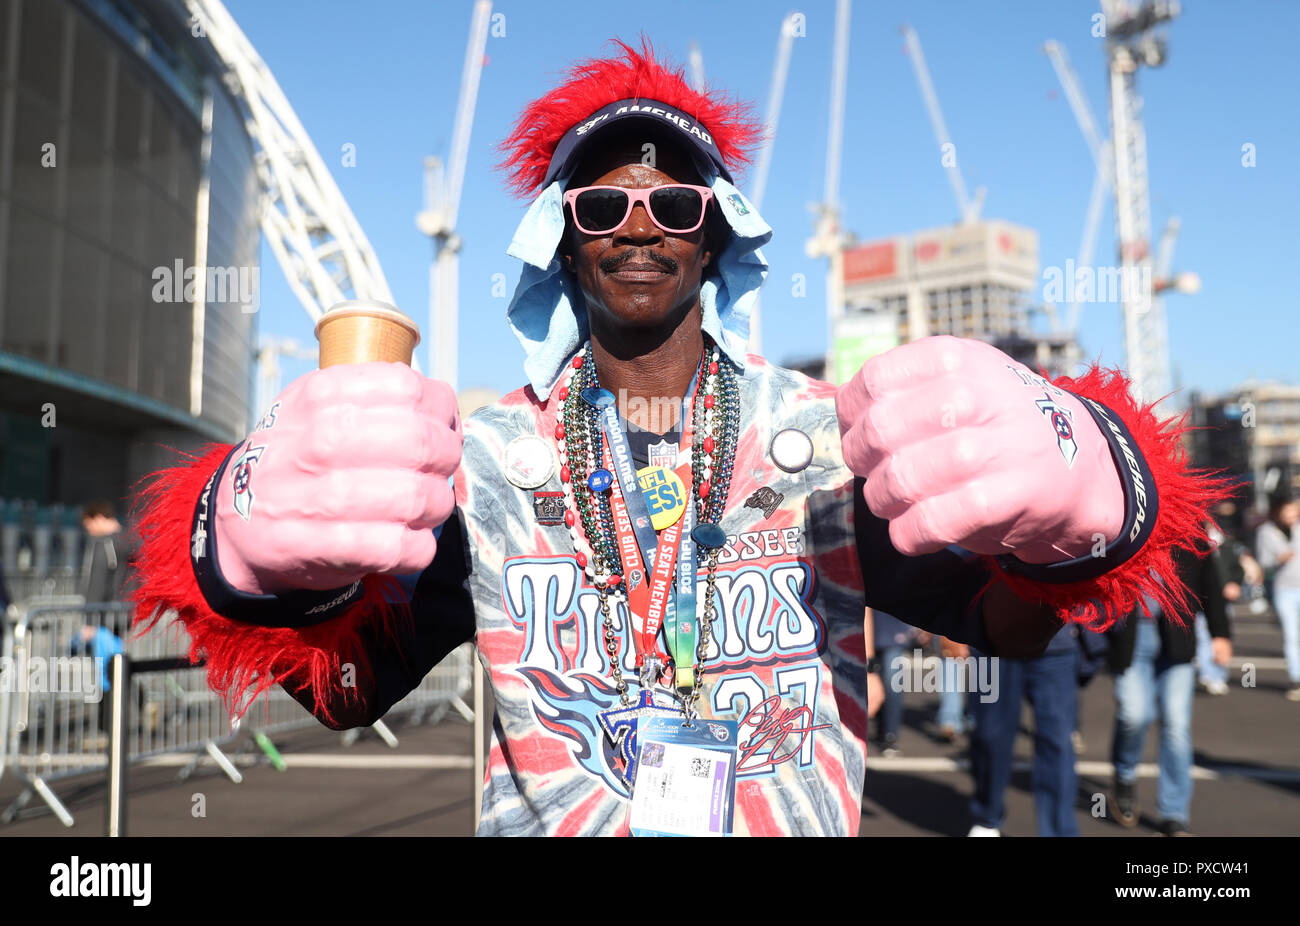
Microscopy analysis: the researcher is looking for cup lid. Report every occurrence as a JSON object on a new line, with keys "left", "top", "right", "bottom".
{"left": 314, "top": 300, "right": 421, "bottom": 346}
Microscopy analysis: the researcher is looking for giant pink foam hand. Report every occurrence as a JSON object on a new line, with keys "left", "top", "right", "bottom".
{"left": 836, "top": 336, "right": 1123, "bottom": 564}
{"left": 213, "top": 362, "right": 462, "bottom": 594}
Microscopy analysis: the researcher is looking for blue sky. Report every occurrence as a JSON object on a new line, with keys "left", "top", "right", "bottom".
{"left": 225, "top": 0, "right": 1298, "bottom": 403}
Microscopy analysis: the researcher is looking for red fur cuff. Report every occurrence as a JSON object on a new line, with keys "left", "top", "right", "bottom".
{"left": 985, "top": 365, "right": 1232, "bottom": 631}
{"left": 128, "top": 444, "right": 411, "bottom": 725}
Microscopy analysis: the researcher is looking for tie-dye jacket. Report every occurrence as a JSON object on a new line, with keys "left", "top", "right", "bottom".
{"left": 321, "top": 355, "right": 993, "bottom": 835}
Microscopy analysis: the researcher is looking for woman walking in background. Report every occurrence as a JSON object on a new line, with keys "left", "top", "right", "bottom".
{"left": 1256, "top": 494, "right": 1300, "bottom": 701}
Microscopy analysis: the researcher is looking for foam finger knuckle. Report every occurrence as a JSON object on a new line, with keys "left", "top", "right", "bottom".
{"left": 366, "top": 522, "right": 409, "bottom": 574}
{"left": 418, "top": 476, "right": 455, "bottom": 528}
{"left": 424, "top": 418, "right": 463, "bottom": 475}
{"left": 395, "top": 527, "right": 437, "bottom": 574}
{"left": 871, "top": 455, "right": 914, "bottom": 519}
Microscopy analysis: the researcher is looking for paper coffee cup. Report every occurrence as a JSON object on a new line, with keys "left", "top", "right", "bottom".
{"left": 314, "top": 300, "right": 421, "bottom": 368}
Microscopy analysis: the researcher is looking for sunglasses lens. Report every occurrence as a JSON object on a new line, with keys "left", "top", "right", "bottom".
{"left": 573, "top": 188, "right": 628, "bottom": 232}
{"left": 649, "top": 187, "right": 704, "bottom": 231}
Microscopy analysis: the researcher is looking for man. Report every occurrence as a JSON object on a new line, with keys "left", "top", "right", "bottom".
{"left": 131, "top": 42, "right": 1221, "bottom": 836}
{"left": 869, "top": 609, "right": 918, "bottom": 758}
{"left": 1108, "top": 544, "right": 1231, "bottom": 835}
{"left": 966, "top": 624, "right": 1082, "bottom": 837}
{"left": 81, "top": 500, "right": 136, "bottom": 603}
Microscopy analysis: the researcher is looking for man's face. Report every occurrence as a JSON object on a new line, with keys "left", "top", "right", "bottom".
{"left": 83, "top": 514, "right": 113, "bottom": 537}
{"left": 562, "top": 139, "right": 714, "bottom": 334}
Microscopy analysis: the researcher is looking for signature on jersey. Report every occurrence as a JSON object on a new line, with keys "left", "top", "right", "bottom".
{"left": 738, "top": 695, "right": 831, "bottom": 773}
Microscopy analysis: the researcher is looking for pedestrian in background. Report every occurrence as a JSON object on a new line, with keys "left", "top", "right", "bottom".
{"left": 966, "top": 623, "right": 1081, "bottom": 837}
{"left": 872, "top": 609, "right": 919, "bottom": 758}
{"left": 1255, "top": 494, "right": 1300, "bottom": 701}
{"left": 81, "top": 501, "right": 136, "bottom": 604}
{"left": 935, "top": 635, "right": 972, "bottom": 743}
{"left": 1197, "top": 520, "right": 1243, "bottom": 695}
{"left": 1109, "top": 544, "right": 1231, "bottom": 836}
{"left": 70, "top": 623, "right": 125, "bottom": 732}
{"left": 864, "top": 609, "right": 886, "bottom": 722}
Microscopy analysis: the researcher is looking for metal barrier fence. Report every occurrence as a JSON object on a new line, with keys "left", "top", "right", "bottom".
{"left": 5, "top": 570, "right": 83, "bottom": 606}
{"left": 0, "top": 601, "right": 233, "bottom": 826}
{"left": 0, "top": 601, "right": 476, "bottom": 829}
{"left": 236, "top": 642, "right": 476, "bottom": 752}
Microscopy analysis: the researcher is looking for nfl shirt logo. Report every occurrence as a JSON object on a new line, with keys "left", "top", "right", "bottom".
{"left": 647, "top": 439, "right": 678, "bottom": 469}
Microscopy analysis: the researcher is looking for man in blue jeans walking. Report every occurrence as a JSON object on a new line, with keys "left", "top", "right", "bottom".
{"left": 967, "top": 624, "right": 1081, "bottom": 836}
{"left": 1107, "top": 544, "right": 1230, "bottom": 836}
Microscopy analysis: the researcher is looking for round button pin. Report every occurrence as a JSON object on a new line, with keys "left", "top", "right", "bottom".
{"left": 636, "top": 465, "right": 687, "bottom": 530}
{"left": 587, "top": 468, "right": 614, "bottom": 492}
{"left": 770, "top": 428, "right": 814, "bottom": 473}
{"left": 503, "top": 435, "right": 555, "bottom": 489}
{"left": 581, "top": 387, "right": 616, "bottom": 408}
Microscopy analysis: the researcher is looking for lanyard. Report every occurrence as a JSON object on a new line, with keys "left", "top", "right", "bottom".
{"left": 668, "top": 502, "right": 697, "bottom": 689}
{"left": 591, "top": 368, "right": 703, "bottom": 689}
{"left": 602, "top": 421, "right": 696, "bottom": 680}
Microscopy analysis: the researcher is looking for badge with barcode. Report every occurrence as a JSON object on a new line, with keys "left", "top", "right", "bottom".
{"left": 629, "top": 717, "right": 738, "bottom": 837}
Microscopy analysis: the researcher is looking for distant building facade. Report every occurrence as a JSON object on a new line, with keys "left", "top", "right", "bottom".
{"left": 1190, "top": 382, "right": 1300, "bottom": 516}
{"left": 828, "top": 220, "right": 1080, "bottom": 384}
{"left": 0, "top": 0, "right": 259, "bottom": 573}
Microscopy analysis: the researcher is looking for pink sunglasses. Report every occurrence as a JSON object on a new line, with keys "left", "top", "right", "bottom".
{"left": 563, "top": 184, "right": 715, "bottom": 236}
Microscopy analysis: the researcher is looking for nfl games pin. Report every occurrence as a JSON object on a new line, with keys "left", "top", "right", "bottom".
{"left": 533, "top": 491, "right": 566, "bottom": 526}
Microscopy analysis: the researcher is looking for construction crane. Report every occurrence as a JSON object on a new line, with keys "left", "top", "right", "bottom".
{"left": 1043, "top": 39, "right": 1114, "bottom": 337}
{"left": 1101, "top": 0, "right": 1180, "bottom": 405}
{"left": 806, "top": 0, "right": 852, "bottom": 371}
{"left": 417, "top": 0, "right": 493, "bottom": 390}
{"left": 747, "top": 11, "right": 801, "bottom": 355}
{"left": 900, "top": 25, "right": 985, "bottom": 225}
{"left": 1153, "top": 215, "right": 1198, "bottom": 295}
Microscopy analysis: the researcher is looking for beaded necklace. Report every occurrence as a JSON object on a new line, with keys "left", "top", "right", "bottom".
{"left": 553, "top": 337, "right": 740, "bottom": 716}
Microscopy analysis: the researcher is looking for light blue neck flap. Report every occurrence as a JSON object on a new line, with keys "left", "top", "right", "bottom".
{"left": 505, "top": 167, "right": 772, "bottom": 401}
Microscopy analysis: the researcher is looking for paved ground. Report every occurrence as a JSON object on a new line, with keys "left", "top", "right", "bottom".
{"left": 2, "top": 608, "right": 1296, "bottom": 837}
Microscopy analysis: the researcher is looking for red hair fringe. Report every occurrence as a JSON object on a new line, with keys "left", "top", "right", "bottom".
{"left": 497, "top": 37, "right": 764, "bottom": 198}
{"left": 128, "top": 444, "right": 413, "bottom": 726}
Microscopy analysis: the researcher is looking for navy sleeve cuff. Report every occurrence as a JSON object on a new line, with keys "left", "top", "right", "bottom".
{"left": 994, "top": 394, "right": 1159, "bottom": 586}
{"left": 190, "top": 445, "right": 367, "bottom": 628}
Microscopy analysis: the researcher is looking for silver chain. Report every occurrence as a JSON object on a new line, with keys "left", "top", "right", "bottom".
{"left": 684, "top": 551, "right": 721, "bottom": 720}
{"left": 599, "top": 587, "right": 630, "bottom": 707}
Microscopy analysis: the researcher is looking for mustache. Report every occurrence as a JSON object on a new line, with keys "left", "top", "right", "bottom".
{"left": 600, "top": 249, "right": 678, "bottom": 273}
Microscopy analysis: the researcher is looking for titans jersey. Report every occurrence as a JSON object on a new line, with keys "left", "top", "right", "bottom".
{"left": 421, "top": 354, "right": 988, "bottom": 836}
{"left": 270, "top": 355, "right": 994, "bottom": 836}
